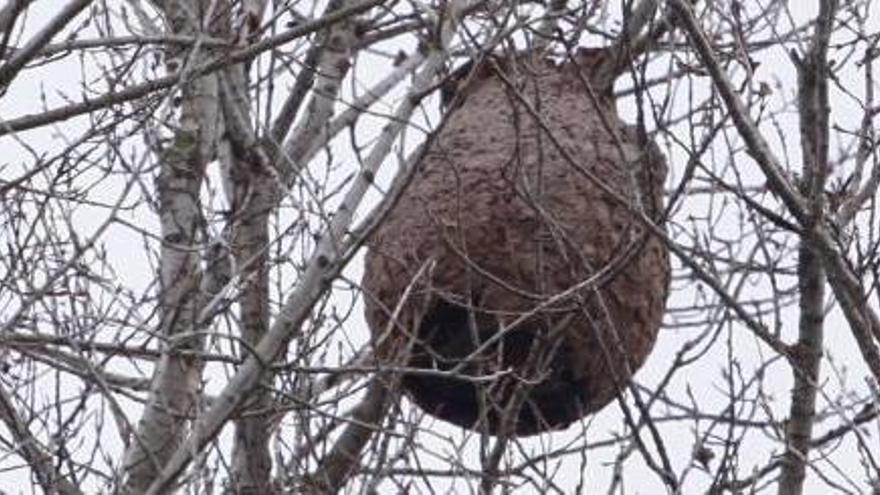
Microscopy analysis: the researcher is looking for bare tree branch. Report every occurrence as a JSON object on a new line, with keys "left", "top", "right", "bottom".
{"left": 0, "top": 382, "right": 81, "bottom": 495}
{"left": 0, "top": 0, "right": 386, "bottom": 138}
{"left": 142, "top": 4, "right": 473, "bottom": 490}
{"left": 0, "top": 0, "right": 92, "bottom": 92}
{"left": 667, "top": 0, "right": 880, "bottom": 385}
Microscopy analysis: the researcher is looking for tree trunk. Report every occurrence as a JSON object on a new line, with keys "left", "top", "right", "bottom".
{"left": 121, "top": 1, "right": 225, "bottom": 491}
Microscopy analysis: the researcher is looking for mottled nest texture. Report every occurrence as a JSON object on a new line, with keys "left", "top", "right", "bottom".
{"left": 362, "top": 48, "right": 671, "bottom": 436}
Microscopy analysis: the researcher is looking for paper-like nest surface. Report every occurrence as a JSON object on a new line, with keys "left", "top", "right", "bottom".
{"left": 362, "top": 50, "right": 670, "bottom": 435}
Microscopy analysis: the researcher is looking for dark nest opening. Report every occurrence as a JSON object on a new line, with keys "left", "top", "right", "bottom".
{"left": 402, "top": 299, "right": 589, "bottom": 435}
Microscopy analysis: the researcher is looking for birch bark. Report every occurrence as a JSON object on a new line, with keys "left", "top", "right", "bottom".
{"left": 121, "top": 1, "right": 226, "bottom": 491}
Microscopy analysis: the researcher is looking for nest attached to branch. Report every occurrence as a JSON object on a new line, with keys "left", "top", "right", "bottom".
{"left": 362, "top": 48, "right": 670, "bottom": 436}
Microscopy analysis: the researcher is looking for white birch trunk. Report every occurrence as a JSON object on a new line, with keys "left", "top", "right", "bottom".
{"left": 121, "top": 1, "right": 225, "bottom": 491}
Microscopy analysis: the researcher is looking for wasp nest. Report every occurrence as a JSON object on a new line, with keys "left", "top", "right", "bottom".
{"left": 362, "top": 48, "right": 670, "bottom": 436}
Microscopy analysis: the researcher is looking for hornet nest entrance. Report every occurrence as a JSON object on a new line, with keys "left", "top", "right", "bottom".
{"left": 402, "top": 298, "right": 588, "bottom": 434}
{"left": 362, "top": 48, "right": 671, "bottom": 436}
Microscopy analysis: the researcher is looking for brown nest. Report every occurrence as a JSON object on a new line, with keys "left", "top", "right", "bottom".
{"left": 362, "top": 48, "right": 670, "bottom": 436}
